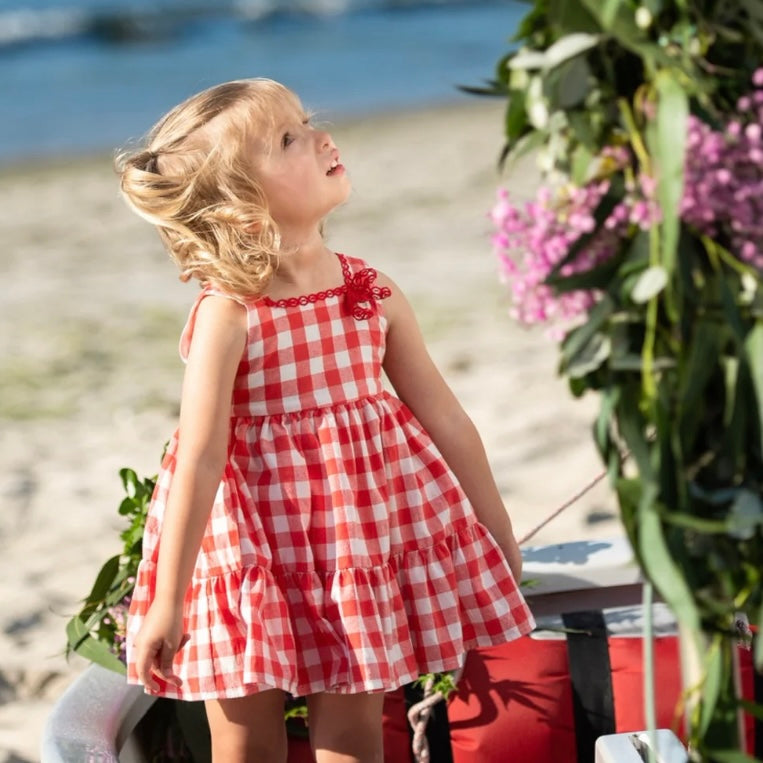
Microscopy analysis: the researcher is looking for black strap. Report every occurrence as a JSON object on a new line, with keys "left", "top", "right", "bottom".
{"left": 562, "top": 610, "right": 616, "bottom": 763}
{"left": 403, "top": 681, "right": 454, "bottom": 763}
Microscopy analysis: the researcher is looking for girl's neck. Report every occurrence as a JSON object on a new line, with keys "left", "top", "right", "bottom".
{"left": 269, "top": 244, "right": 340, "bottom": 298}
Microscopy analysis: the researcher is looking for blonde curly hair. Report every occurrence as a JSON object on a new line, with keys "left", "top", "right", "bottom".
{"left": 117, "top": 78, "right": 303, "bottom": 297}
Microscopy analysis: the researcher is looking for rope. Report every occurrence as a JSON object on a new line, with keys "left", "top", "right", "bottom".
{"left": 408, "top": 462, "right": 619, "bottom": 762}
{"left": 407, "top": 667, "right": 464, "bottom": 763}
{"left": 517, "top": 466, "right": 610, "bottom": 546}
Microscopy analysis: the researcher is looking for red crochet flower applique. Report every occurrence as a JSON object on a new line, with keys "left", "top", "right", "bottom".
{"left": 344, "top": 267, "right": 392, "bottom": 320}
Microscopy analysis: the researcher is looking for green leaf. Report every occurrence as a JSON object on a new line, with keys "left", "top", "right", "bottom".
{"left": 638, "top": 490, "right": 701, "bottom": 631}
{"left": 678, "top": 321, "right": 723, "bottom": 448}
{"left": 723, "top": 356, "right": 740, "bottom": 428}
{"left": 570, "top": 143, "right": 595, "bottom": 185}
{"left": 567, "top": 110, "right": 600, "bottom": 152}
{"left": 546, "top": 250, "right": 623, "bottom": 293}
{"left": 118, "top": 496, "right": 135, "bottom": 516}
{"left": 544, "top": 32, "right": 600, "bottom": 69}
{"left": 744, "top": 321, "right": 763, "bottom": 453}
{"left": 594, "top": 385, "right": 620, "bottom": 461}
{"left": 560, "top": 295, "right": 615, "bottom": 369}
{"left": 547, "top": 0, "right": 601, "bottom": 34}
{"left": 568, "top": 374, "right": 594, "bottom": 397}
{"left": 511, "top": 4, "right": 546, "bottom": 43}
{"left": 566, "top": 333, "right": 612, "bottom": 378}
{"left": 457, "top": 83, "right": 506, "bottom": 97}
{"left": 84, "top": 554, "right": 120, "bottom": 606}
{"left": 609, "top": 354, "right": 675, "bottom": 371}
{"left": 738, "top": 698, "right": 763, "bottom": 722}
{"left": 615, "top": 476, "right": 641, "bottom": 542}
{"left": 553, "top": 57, "right": 592, "bottom": 109}
{"left": 494, "top": 50, "right": 515, "bottom": 87}
{"left": 506, "top": 89, "right": 529, "bottom": 142}
{"left": 630, "top": 265, "right": 668, "bottom": 303}
{"left": 578, "top": 0, "right": 677, "bottom": 66}
{"left": 739, "top": 0, "right": 763, "bottom": 46}
{"left": 66, "top": 616, "right": 126, "bottom": 674}
{"left": 706, "top": 750, "right": 760, "bottom": 763}
{"left": 681, "top": 321, "right": 723, "bottom": 412}
{"left": 719, "top": 279, "right": 748, "bottom": 345}
{"left": 653, "top": 72, "right": 688, "bottom": 279}
{"left": 504, "top": 129, "right": 546, "bottom": 167}
{"left": 600, "top": 0, "right": 623, "bottom": 28}
{"left": 756, "top": 603, "right": 763, "bottom": 672}
{"left": 508, "top": 47, "right": 547, "bottom": 70}
{"left": 661, "top": 512, "right": 728, "bottom": 534}
{"left": 119, "top": 467, "right": 139, "bottom": 497}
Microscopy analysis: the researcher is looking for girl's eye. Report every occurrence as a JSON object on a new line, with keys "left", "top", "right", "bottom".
{"left": 281, "top": 132, "right": 294, "bottom": 149}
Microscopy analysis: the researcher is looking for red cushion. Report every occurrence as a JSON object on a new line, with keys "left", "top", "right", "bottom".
{"left": 448, "top": 636, "right": 756, "bottom": 762}
{"left": 287, "top": 634, "right": 757, "bottom": 762}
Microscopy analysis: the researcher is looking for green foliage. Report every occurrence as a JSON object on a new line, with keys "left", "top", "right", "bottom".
{"left": 413, "top": 671, "right": 461, "bottom": 701}
{"left": 486, "top": 1, "right": 763, "bottom": 759}
{"left": 65, "top": 467, "right": 156, "bottom": 673}
{"left": 481, "top": 0, "right": 763, "bottom": 176}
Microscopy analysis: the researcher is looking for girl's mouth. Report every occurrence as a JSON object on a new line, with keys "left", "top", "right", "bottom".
{"left": 327, "top": 158, "right": 344, "bottom": 176}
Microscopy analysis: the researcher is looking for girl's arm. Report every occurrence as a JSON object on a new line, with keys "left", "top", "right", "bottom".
{"left": 134, "top": 294, "right": 247, "bottom": 690}
{"left": 379, "top": 275, "right": 523, "bottom": 582}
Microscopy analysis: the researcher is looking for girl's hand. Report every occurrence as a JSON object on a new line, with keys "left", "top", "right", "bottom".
{"left": 134, "top": 600, "right": 190, "bottom": 692}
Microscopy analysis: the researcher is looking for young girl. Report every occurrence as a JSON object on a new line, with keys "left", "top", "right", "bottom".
{"left": 120, "top": 78, "right": 534, "bottom": 763}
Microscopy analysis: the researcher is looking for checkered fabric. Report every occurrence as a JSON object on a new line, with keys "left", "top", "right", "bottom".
{"left": 126, "top": 253, "right": 535, "bottom": 700}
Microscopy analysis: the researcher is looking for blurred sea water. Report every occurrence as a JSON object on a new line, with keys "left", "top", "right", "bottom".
{"left": 2, "top": 0, "right": 524, "bottom": 165}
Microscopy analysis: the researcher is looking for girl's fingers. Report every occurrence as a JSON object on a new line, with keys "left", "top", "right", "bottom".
{"left": 157, "top": 642, "right": 182, "bottom": 687}
{"left": 154, "top": 635, "right": 190, "bottom": 688}
{"left": 136, "top": 633, "right": 190, "bottom": 691}
{"left": 138, "top": 653, "right": 161, "bottom": 692}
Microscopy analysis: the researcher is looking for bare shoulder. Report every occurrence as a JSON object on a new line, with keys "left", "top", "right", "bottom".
{"left": 195, "top": 291, "right": 248, "bottom": 323}
{"left": 187, "top": 292, "right": 248, "bottom": 361}
{"left": 374, "top": 269, "right": 414, "bottom": 327}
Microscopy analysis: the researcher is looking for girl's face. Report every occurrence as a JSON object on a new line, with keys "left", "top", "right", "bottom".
{"left": 252, "top": 98, "right": 351, "bottom": 234}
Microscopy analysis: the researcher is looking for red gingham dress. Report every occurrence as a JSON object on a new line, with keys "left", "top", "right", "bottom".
{"left": 126, "top": 253, "right": 534, "bottom": 700}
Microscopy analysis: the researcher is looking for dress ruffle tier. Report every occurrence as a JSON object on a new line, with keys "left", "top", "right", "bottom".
{"left": 129, "top": 519, "right": 532, "bottom": 700}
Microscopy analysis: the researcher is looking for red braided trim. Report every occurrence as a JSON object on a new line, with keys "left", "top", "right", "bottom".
{"left": 262, "top": 253, "right": 391, "bottom": 320}
{"left": 262, "top": 285, "right": 347, "bottom": 308}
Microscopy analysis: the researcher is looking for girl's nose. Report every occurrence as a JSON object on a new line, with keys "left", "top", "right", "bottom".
{"left": 316, "top": 129, "right": 334, "bottom": 151}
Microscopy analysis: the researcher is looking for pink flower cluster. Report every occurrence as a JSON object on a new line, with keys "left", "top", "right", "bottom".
{"left": 102, "top": 593, "right": 131, "bottom": 663}
{"left": 492, "top": 70, "right": 763, "bottom": 331}
{"left": 681, "top": 69, "right": 763, "bottom": 271}
{"left": 490, "top": 175, "right": 656, "bottom": 332}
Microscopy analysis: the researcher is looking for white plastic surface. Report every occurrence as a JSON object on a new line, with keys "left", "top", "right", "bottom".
{"left": 522, "top": 535, "right": 641, "bottom": 595}
{"left": 40, "top": 663, "right": 155, "bottom": 763}
{"left": 595, "top": 730, "right": 689, "bottom": 763}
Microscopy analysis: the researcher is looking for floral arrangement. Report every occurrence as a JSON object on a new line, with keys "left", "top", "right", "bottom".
{"left": 476, "top": 0, "right": 763, "bottom": 758}
{"left": 491, "top": 72, "right": 763, "bottom": 337}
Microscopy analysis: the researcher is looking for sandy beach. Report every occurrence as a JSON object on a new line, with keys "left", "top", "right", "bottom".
{"left": 0, "top": 99, "right": 619, "bottom": 762}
